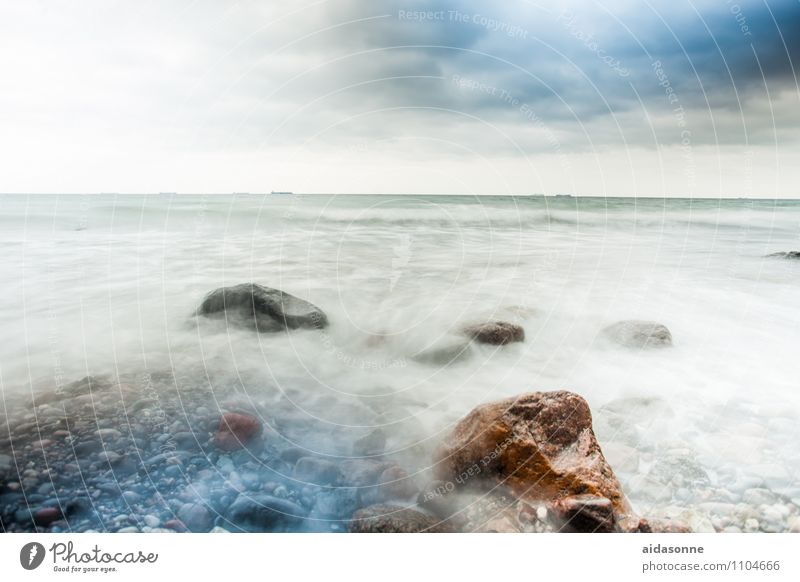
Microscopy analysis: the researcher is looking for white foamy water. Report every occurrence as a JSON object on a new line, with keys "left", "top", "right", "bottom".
{"left": 1, "top": 194, "right": 799, "bottom": 525}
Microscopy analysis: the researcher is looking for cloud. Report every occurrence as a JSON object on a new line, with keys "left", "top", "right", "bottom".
{"left": 0, "top": 0, "right": 797, "bottom": 195}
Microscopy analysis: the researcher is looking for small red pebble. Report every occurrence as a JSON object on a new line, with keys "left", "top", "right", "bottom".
{"left": 33, "top": 507, "right": 62, "bottom": 526}
{"left": 213, "top": 412, "right": 262, "bottom": 451}
{"left": 164, "top": 519, "right": 188, "bottom": 532}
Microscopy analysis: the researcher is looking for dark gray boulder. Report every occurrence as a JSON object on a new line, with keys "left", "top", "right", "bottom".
{"left": 222, "top": 494, "right": 307, "bottom": 532}
{"left": 766, "top": 251, "right": 800, "bottom": 260}
{"left": 602, "top": 320, "right": 672, "bottom": 349}
{"left": 196, "top": 283, "right": 328, "bottom": 332}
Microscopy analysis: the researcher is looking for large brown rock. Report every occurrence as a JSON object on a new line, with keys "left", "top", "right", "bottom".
{"left": 433, "top": 391, "right": 632, "bottom": 521}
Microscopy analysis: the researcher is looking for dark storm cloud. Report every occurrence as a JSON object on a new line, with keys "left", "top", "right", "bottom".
{"left": 251, "top": 0, "right": 798, "bottom": 150}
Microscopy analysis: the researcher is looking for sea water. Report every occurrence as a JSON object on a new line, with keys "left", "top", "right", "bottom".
{"left": 1, "top": 194, "right": 799, "bottom": 527}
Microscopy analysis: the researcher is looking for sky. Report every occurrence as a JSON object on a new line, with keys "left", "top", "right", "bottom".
{"left": 0, "top": 0, "right": 798, "bottom": 197}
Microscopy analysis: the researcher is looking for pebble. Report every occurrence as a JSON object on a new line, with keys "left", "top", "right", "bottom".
{"left": 164, "top": 465, "right": 183, "bottom": 479}
{"left": 744, "top": 518, "right": 759, "bottom": 532}
{"left": 33, "top": 507, "right": 61, "bottom": 526}
{"left": 121, "top": 491, "right": 141, "bottom": 505}
{"left": 177, "top": 502, "right": 212, "bottom": 532}
{"left": 164, "top": 519, "right": 188, "bottom": 532}
{"left": 742, "top": 488, "right": 778, "bottom": 506}
{"left": 142, "top": 515, "right": 160, "bottom": 528}
{"left": 98, "top": 451, "right": 122, "bottom": 464}
{"left": 117, "top": 526, "right": 139, "bottom": 533}
{"left": 95, "top": 429, "right": 122, "bottom": 439}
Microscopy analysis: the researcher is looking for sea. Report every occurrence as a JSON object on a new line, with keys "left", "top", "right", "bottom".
{"left": 1, "top": 193, "right": 799, "bottom": 528}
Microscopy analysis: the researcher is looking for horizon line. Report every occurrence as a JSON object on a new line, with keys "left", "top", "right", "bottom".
{"left": 1, "top": 192, "right": 799, "bottom": 201}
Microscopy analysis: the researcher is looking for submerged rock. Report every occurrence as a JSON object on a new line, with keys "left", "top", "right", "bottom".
{"left": 349, "top": 504, "right": 451, "bottom": 533}
{"left": 602, "top": 320, "right": 672, "bottom": 349}
{"left": 177, "top": 502, "right": 212, "bottom": 532}
{"left": 462, "top": 321, "right": 525, "bottom": 345}
{"left": 196, "top": 283, "right": 328, "bottom": 332}
{"left": 352, "top": 428, "right": 386, "bottom": 457}
{"left": 293, "top": 457, "right": 341, "bottom": 485}
{"left": 766, "top": 251, "right": 800, "bottom": 260}
{"left": 223, "top": 494, "right": 306, "bottom": 532}
{"left": 411, "top": 338, "right": 473, "bottom": 366}
{"left": 213, "top": 412, "right": 262, "bottom": 451}
{"left": 433, "top": 391, "right": 632, "bottom": 521}
{"left": 35, "top": 376, "right": 112, "bottom": 405}
{"left": 377, "top": 466, "right": 418, "bottom": 501}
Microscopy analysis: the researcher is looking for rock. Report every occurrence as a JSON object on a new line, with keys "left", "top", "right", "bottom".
{"left": 349, "top": 504, "right": 452, "bottom": 533}
{"left": 463, "top": 494, "right": 527, "bottom": 533}
{"left": 462, "top": 321, "right": 525, "bottom": 345}
{"left": 213, "top": 412, "right": 262, "bottom": 451}
{"left": 602, "top": 320, "right": 672, "bottom": 348}
{"left": 339, "top": 459, "right": 395, "bottom": 487}
{"left": 0, "top": 453, "right": 12, "bottom": 471}
{"left": 164, "top": 519, "right": 188, "bottom": 532}
{"left": 35, "top": 376, "right": 112, "bottom": 404}
{"left": 742, "top": 488, "right": 778, "bottom": 506}
{"left": 766, "top": 251, "right": 800, "bottom": 260}
{"left": 172, "top": 431, "right": 202, "bottom": 451}
{"left": 72, "top": 441, "right": 102, "bottom": 458}
{"left": 648, "top": 453, "right": 709, "bottom": 488}
{"left": 417, "top": 480, "right": 460, "bottom": 518}
{"left": 352, "top": 429, "right": 386, "bottom": 457}
{"left": 142, "top": 514, "right": 160, "bottom": 528}
{"left": 279, "top": 447, "right": 308, "bottom": 465}
{"left": 549, "top": 495, "right": 617, "bottom": 532}
{"left": 98, "top": 451, "right": 123, "bottom": 465}
{"left": 632, "top": 517, "right": 692, "bottom": 533}
{"left": 95, "top": 429, "right": 122, "bottom": 440}
{"left": 177, "top": 503, "right": 212, "bottom": 532}
{"left": 63, "top": 497, "right": 92, "bottom": 520}
{"left": 412, "top": 338, "right": 473, "bottom": 366}
{"left": 223, "top": 494, "right": 306, "bottom": 532}
{"left": 434, "top": 391, "right": 632, "bottom": 520}
{"left": 377, "top": 466, "right": 417, "bottom": 501}
{"left": 121, "top": 491, "right": 141, "bottom": 505}
{"left": 33, "top": 507, "right": 62, "bottom": 526}
{"left": 311, "top": 488, "right": 360, "bottom": 519}
{"left": 293, "top": 457, "right": 341, "bottom": 485}
{"left": 196, "top": 283, "right": 328, "bottom": 332}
